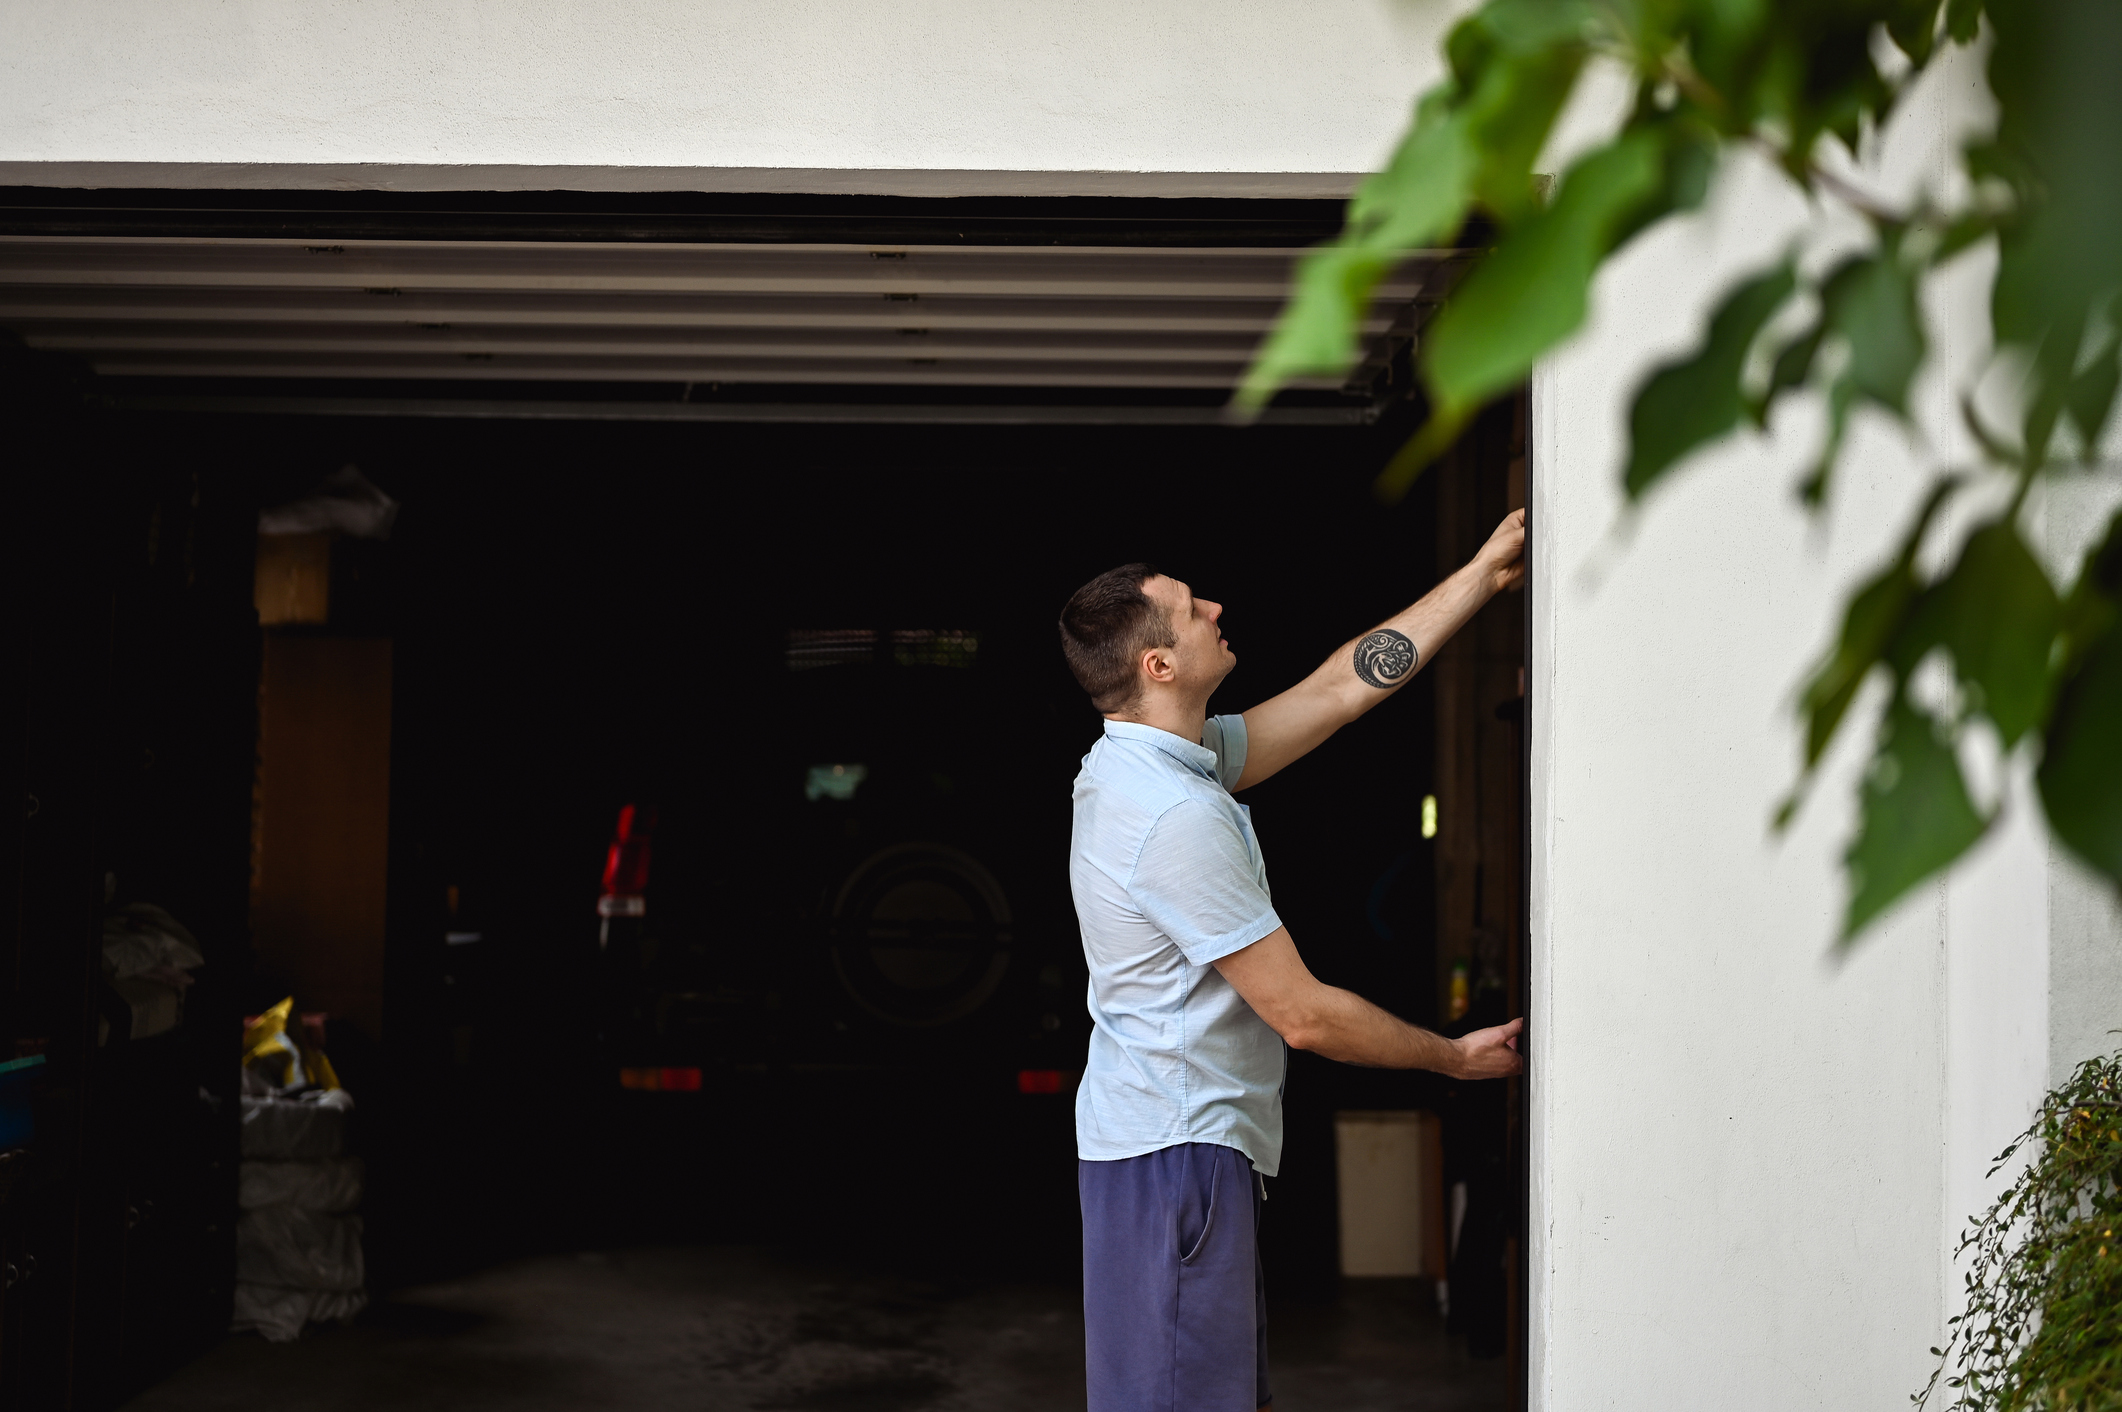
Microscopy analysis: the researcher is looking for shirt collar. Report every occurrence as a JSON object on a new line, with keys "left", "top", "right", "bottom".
{"left": 1102, "top": 718, "right": 1218, "bottom": 779}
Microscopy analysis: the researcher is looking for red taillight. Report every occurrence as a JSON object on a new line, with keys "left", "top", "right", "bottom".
{"left": 601, "top": 804, "right": 656, "bottom": 898}
{"left": 619, "top": 1066, "right": 700, "bottom": 1092}
{"left": 1017, "top": 1069, "right": 1065, "bottom": 1094}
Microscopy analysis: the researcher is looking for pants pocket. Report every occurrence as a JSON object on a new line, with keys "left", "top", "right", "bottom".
{"left": 1177, "top": 1149, "right": 1221, "bottom": 1266}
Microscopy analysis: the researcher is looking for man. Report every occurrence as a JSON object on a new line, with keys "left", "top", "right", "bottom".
{"left": 1058, "top": 508, "right": 1528, "bottom": 1412}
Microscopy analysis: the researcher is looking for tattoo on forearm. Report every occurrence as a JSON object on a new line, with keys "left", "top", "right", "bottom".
{"left": 1353, "top": 628, "right": 1419, "bottom": 688}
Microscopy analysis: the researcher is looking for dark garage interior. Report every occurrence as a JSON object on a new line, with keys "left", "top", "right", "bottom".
{"left": 2, "top": 191, "right": 1528, "bottom": 1411}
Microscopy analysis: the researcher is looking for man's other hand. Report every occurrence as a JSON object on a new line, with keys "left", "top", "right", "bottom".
{"left": 1452, "top": 1017, "right": 1524, "bottom": 1079}
{"left": 1480, "top": 509, "right": 1527, "bottom": 594}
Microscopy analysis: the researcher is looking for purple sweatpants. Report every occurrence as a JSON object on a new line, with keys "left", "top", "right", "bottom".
{"left": 1080, "top": 1142, "right": 1270, "bottom": 1412}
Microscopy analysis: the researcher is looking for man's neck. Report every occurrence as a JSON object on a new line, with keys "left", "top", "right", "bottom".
{"left": 1104, "top": 693, "right": 1208, "bottom": 746}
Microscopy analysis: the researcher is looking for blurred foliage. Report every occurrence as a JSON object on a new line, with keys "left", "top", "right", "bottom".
{"left": 1240, "top": 0, "right": 2122, "bottom": 941}
{"left": 1919, "top": 1049, "right": 2122, "bottom": 1410}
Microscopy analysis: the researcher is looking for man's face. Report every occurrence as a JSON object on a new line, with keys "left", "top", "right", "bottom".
{"left": 1144, "top": 574, "right": 1236, "bottom": 695}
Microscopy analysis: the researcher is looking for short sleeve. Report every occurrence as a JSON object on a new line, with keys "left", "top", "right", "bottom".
{"left": 1128, "top": 798, "right": 1282, "bottom": 966}
{"left": 1199, "top": 713, "right": 1249, "bottom": 793}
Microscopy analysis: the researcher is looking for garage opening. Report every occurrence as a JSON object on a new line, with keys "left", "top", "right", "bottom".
{"left": 2, "top": 188, "right": 1528, "bottom": 1411}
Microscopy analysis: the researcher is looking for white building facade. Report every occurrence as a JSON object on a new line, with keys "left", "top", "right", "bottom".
{"left": 5, "top": 4, "right": 2118, "bottom": 1407}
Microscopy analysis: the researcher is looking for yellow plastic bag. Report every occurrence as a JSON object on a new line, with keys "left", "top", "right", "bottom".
{"left": 242, "top": 998, "right": 341, "bottom": 1092}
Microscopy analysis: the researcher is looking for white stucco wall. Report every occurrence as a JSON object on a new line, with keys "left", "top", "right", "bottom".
{"left": 0, "top": 0, "right": 1465, "bottom": 192}
{"left": 1531, "top": 202, "right": 1954, "bottom": 1403}
{"left": 1525, "top": 38, "right": 2101, "bottom": 1410}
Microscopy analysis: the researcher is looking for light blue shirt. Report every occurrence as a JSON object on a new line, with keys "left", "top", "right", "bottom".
{"left": 1070, "top": 715, "right": 1288, "bottom": 1175}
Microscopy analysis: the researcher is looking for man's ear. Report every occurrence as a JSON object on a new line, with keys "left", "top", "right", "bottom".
{"left": 1140, "top": 646, "right": 1176, "bottom": 685}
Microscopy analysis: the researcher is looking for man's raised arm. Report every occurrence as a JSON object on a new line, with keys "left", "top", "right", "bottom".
{"left": 1233, "top": 509, "right": 1526, "bottom": 791}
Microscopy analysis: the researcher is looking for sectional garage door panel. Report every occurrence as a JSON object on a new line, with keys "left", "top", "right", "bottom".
{"left": 0, "top": 235, "right": 1459, "bottom": 398}
{"left": 0, "top": 287, "right": 1389, "bottom": 335}
{"left": 0, "top": 238, "right": 1438, "bottom": 298}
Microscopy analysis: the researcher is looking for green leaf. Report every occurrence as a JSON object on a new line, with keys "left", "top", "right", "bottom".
{"left": 1422, "top": 129, "right": 1669, "bottom": 416}
{"left": 1794, "top": 478, "right": 1961, "bottom": 768}
{"left": 1781, "top": 17, "right": 1891, "bottom": 160}
{"left": 1791, "top": 250, "right": 1926, "bottom": 504}
{"left": 1822, "top": 251, "right": 1926, "bottom": 418}
{"left": 1958, "top": 391, "right": 2024, "bottom": 468}
{"left": 1843, "top": 692, "right": 1990, "bottom": 941}
{"left": 1944, "top": 0, "right": 1982, "bottom": 43}
{"left": 1234, "top": 96, "right": 1474, "bottom": 415}
{"left": 1799, "top": 552, "right": 1918, "bottom": 768}
{"left": 1348, "top": 92, "right": 1475, "bottom": 251}
{"left": 1457, "top": 0, "right": 1599, "bottom": 56}
{"left": 1459, "top": 43, "right": 1587, "bottom": 226}
{"left": 1623, "top": 260, "right": 1797, "bottom": 499}
{"left": 1989, "top": 213, "right": 2096, "bottom": 354}
{"left": 1609, "top": 118, "right": 1718, "bottom": 250}
{"left": 1885, "top": 0, "right": 1945, "bottom": 68}
{"left": 1984, "top": 0, "right": 2122, "bottom": 410}
{"left": 2064, "top": 328, "right": 2119, "bottom": 456}
{"left": 1233, "top": 246, "right": 1395, "bottom": 413}
{"left": 2021, "top": 308, "right": 2088, "bottom": 468}
{"left": 1374, "top": 405, "right": 1470, "bottom": 504}
{"left": 1757, "top": 316, "right": 1824, "bottom": 423}
{"left": 1374, "top": 127, "right": 1677, "bottom": 501}
{"left": 2037, "top": 619, "right": 2122, "bottom": 886}
{"left": 1443, "top": 0, "right": 1597, "bottom": 223}
{"left": 1796, "top": 371, "right": 1854, "bottom": 506}
{"left": 1932, "top": 210, "right": 1996, "bottom": 265}
{"left": 2056, "top": 504, "right": 2122, "bottom": 652}
{"left": 1904, "top": 520, "right": 2061, "bottom": 745}
{"left": 2039, "top": 507, "right": 2122, "bottom": 885}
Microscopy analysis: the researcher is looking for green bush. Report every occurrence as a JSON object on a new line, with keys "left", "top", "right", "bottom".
{"left": 1923, "top": 1049, "right": 2122, "bottom": 1410}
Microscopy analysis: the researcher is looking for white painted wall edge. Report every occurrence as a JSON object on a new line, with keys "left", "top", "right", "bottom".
{"left": 1526, "top": 357, "right": 1559, "bottom": 1412}
{"left": 0, "top": 163, "right": 1366, "bottom": 200}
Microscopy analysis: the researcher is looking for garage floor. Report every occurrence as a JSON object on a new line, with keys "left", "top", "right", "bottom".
{"left": 121, "top": 1246, "right": 1511, "bottom": 1412}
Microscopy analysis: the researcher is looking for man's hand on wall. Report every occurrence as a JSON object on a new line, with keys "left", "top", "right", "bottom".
{"left": 1478, "top": 509, "right": 1527, "bottom": 595}
{"left": 1452, "top": 1016, "right": 1524, "bottom": 1079}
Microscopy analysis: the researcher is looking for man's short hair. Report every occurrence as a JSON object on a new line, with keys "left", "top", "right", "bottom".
{"left": 1059, "top": 563, "right": 1175, "bottom": 713}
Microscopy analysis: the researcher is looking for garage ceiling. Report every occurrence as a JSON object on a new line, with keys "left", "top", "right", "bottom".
{"left": 0, "top": 194, "right": 1473, "bottom": 423}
